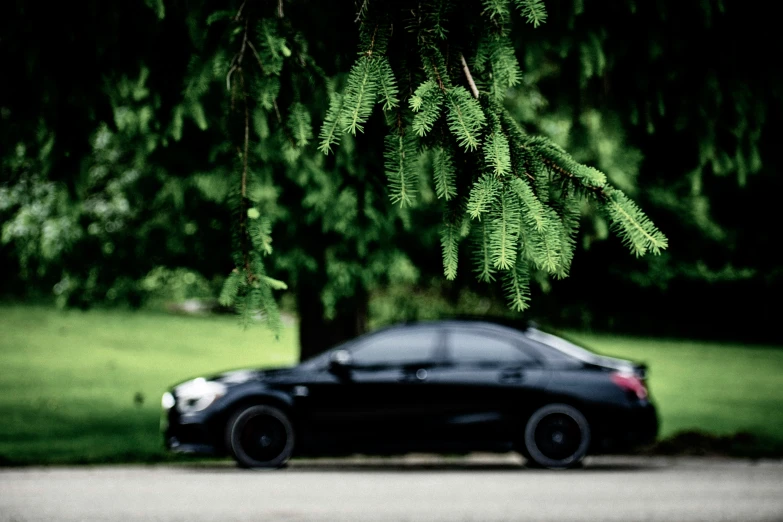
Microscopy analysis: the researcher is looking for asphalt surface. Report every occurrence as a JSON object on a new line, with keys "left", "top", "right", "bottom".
{"left": 1, "top": 455, "right": 782, "bottom": 522}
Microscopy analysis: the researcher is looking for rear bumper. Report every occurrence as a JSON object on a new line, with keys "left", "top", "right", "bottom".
{"left": 592, "top": 401, "right": 659, "bottom": 453}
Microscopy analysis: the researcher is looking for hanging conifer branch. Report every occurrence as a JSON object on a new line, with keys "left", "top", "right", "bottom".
{"left": 204, "top": 0, "right": 669, "bottom": 324}
{"left": 213, "top": 4, "right": 293, "bottom": 332}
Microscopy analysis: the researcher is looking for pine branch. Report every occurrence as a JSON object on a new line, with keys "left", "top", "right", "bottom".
{"left": 467, "top": 174, "right": 500, "bottom": 219}
{"left": 605, "top": 188, "right": 669, "bottom": 256}
{"left": 318, "top": 91, "right": 344, "bottom": 154}
{"left": 410, "top": 80, "right": 445, "bottom": 136}
{"left": 553, "top": 196, "right": 581, "bottom": 279}
{"left": 503, "top": 258, "right": 531, "bottom": 312}
{"left": 489, "top": 188, "right": 520, "bottom": 270}
{"left": 473, "top": 219, "right": 496, "bottom": 282}
{"left": 341, "top": 56, "right": 378, "bottom": 135}
{"left": 480, "top": 36, "right": 523, "bottom": 100}
{"left": 255, "top": 18, "right": 287, "bottom": 76}
{"left": 384, "top": 131, "right": 419, "bottom": 207}
{"left": 539, "top": 206, "right": 562, "bottom": 274}
{"left": 375, "top": 57, "right": 400, "bottom": 111}
{"left": 287, "top": 102, "right": 313, "bottom": 147}
{"left": 514, "top": 0, "right": 548, "bottom": 27}
{"left": 510, "top": 177, "right": 546, "bottom": 232}
{"left": 239, "top": 73, "right": 251, "bottom": 277}
{"left": 355, "top": 0, "right": 369, "bottom": 23}
{"left": 482, "top": 0, "right": 512, "bottom": 23}
{"left": 446, "top": 87, "right": 486, "bottom": 151}
{"left": 219, "top": 269, "right": 242, "bottom": 306}
{"left": 483, "top": 130, "right": 512, "bottom": 176}
{"left": 440, "top": 221, "right": 459, "bottom": 280}
{"left": 248, "top": 215, "right": 274, "bottom": 255}
{"left": 432, "top": 146, "right": 457, "bottom": 200}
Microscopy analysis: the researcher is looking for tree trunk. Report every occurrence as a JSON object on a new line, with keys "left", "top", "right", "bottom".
{"left": 297, "top": 284, "right": 369, "bottom": 362}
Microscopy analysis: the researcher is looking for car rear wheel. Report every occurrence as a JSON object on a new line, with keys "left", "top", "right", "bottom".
{"left": 226, "top": 405, "right": 294, "bottom": 469}
{"left": 523, "top": 403, "right": 590, "bottom": 469}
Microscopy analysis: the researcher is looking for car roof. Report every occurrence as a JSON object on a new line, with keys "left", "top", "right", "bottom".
{"left": 377, "top": 319, "right": 530, "bottom": 337}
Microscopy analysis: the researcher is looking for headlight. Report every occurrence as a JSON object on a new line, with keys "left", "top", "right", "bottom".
{"left": 173, "top": 378, "right": 227, "bottom": 414}
{"left": 161, "top": 392, "right": 175, "bottom": 410}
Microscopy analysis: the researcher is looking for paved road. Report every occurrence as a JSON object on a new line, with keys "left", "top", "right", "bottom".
{"left": 1, "top": 455, "right": 782, "bottom": 522}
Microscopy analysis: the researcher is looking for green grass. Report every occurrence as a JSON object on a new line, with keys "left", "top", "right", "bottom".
{"left": 0, "top": 305, "right": 781, "bottom": 465}
{"left": 0, "top": 305, "right": 298, "bottom": 465}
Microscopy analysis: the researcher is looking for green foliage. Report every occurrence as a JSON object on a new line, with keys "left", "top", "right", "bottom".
{"left": 474, "top": 36, "right": 523, "bottom": 100}
{"left": 473, "top": 219, "right": 497, "bottom": 283}
{"left": 489, "top": 188, "right": 520, "bottom": 270}
{"left": 510, "top": 177, "right": 546, "bottom": 233}
{"left": 467, "top": 175, "right": 501, "bottom": 219}
{"left": 375, "top": 57, "right": 400, "bottom": 111}
{"left": 514, "top": 0, "right": 548, "bottom": 27}
{"left": 410, "top": 80, "right": 445, "bottom": 137}
{"left": 445, "top": 87, "right": 487, "bottom": 151}
{"left": 482, "top": 0, "right": 512, "bottom": 23}
{"left": 503, "top": 257, "right": 531, "bottom": 311}
{"left": 384, "top": 132, "right": 419, "bottom": 207}
{"left": 440, "top": 221, "right": 459, "bottom": 280}
{"left": 318, "top": 91, "right": 345, "bottom": 154}
{"left": 287, "top": 102, "right": 313, "bottom": 147}
{"left": 141, "top": 267, "right": 214, "bottom": 303}
{"left": 2, "top": 0, "right": 675, "bottom": 334}
{"left": 483, "top": 129, "right": 512, "bottom": 176}
{"left": 225, "top": 0, "right": 667, "bottom": 322}
{"left": 432, "top": 147, "right": 457, "bottom": 200}
{"left": 605, "top": 188, "right": 669, "bottom": 256}
{"left": 256, "top": 18, "right": 288, "bottom": 76}
{"left": 553, "top": 195, "right": 581, "bottom": 278}
{"left": 341, "top": 57, "right": 378, "bottom": 135}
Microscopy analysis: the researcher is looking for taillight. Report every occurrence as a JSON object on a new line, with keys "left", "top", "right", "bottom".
{"left": 611, "top": 372, "right": 648, "bottom": 400}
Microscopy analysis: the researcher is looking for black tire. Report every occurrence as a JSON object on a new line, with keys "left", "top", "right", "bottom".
{"left": 523, "top": 403, "right": 590, "bottom": 469}
{"left": 225, "top": 405, "right": 294, "bottom": 469}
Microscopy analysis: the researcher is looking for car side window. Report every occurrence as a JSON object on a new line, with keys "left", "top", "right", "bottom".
{"left": 350, "top": 329, "right": 440, "bottom": 367}
{"left": 447, "top": 330, "right": 535, "bottom": 367}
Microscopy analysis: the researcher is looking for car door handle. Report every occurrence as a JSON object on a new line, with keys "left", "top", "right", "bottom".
{"left": 399, "top": 368, "right": 428, "bottom": 382}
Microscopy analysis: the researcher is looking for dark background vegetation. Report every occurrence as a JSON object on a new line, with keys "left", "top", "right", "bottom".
{"left": 3, "top": 0, "right": 781, "bottom": 346}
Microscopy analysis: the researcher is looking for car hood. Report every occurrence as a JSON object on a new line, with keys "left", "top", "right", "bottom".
{"left": 210, "top": 367, "right": 298, "bottom": 385}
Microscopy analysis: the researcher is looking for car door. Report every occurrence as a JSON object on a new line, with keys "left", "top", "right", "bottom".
{"left": 298, "top": 326, "right": 445, "bottom": 453}
{"left": 425, "top": 327, "right": 548, "bottom": 451}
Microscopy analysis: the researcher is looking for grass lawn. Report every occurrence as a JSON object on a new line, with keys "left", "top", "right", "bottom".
{"left": 1, "top": 305, "right": 781, "bottom": 465}
{"left": 0, "top": 305, "right": 298, "bottom": 465}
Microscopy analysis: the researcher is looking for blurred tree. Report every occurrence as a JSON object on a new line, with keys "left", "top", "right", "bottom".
{"left": 191, "top": 0, "right": 665, "bottom": 358}
{"left": 5, "top": 0, "right": 778, "bottom": 353}
{"left": 504, "top": 1, "right": 783, "bottom": 340}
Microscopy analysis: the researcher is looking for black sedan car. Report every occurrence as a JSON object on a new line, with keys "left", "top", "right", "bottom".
{"left": 162, "top": 321, "right": 657, "bottom": 469}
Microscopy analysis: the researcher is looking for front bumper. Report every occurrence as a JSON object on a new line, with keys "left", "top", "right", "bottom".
{"left": 162, "top": 402, "right": 222, "bottom": 456}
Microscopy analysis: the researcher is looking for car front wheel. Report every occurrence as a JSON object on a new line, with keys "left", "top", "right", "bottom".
{"left": 523, "top": 403, "right": 590, "bottom": 469}
{"left": 226, "top": 405, "right": 294, "bottom": 469}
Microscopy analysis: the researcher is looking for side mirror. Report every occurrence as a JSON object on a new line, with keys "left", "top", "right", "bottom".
{"left": 328, "top": 349, "right": 353, "bottom": 376}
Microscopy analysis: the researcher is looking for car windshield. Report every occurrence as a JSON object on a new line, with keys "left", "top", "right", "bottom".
{"left": 296, "top": 330, "right": 376, "bottom": 370}
{"left": 524, "top": 327, "right": 601, "bottom": 363}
